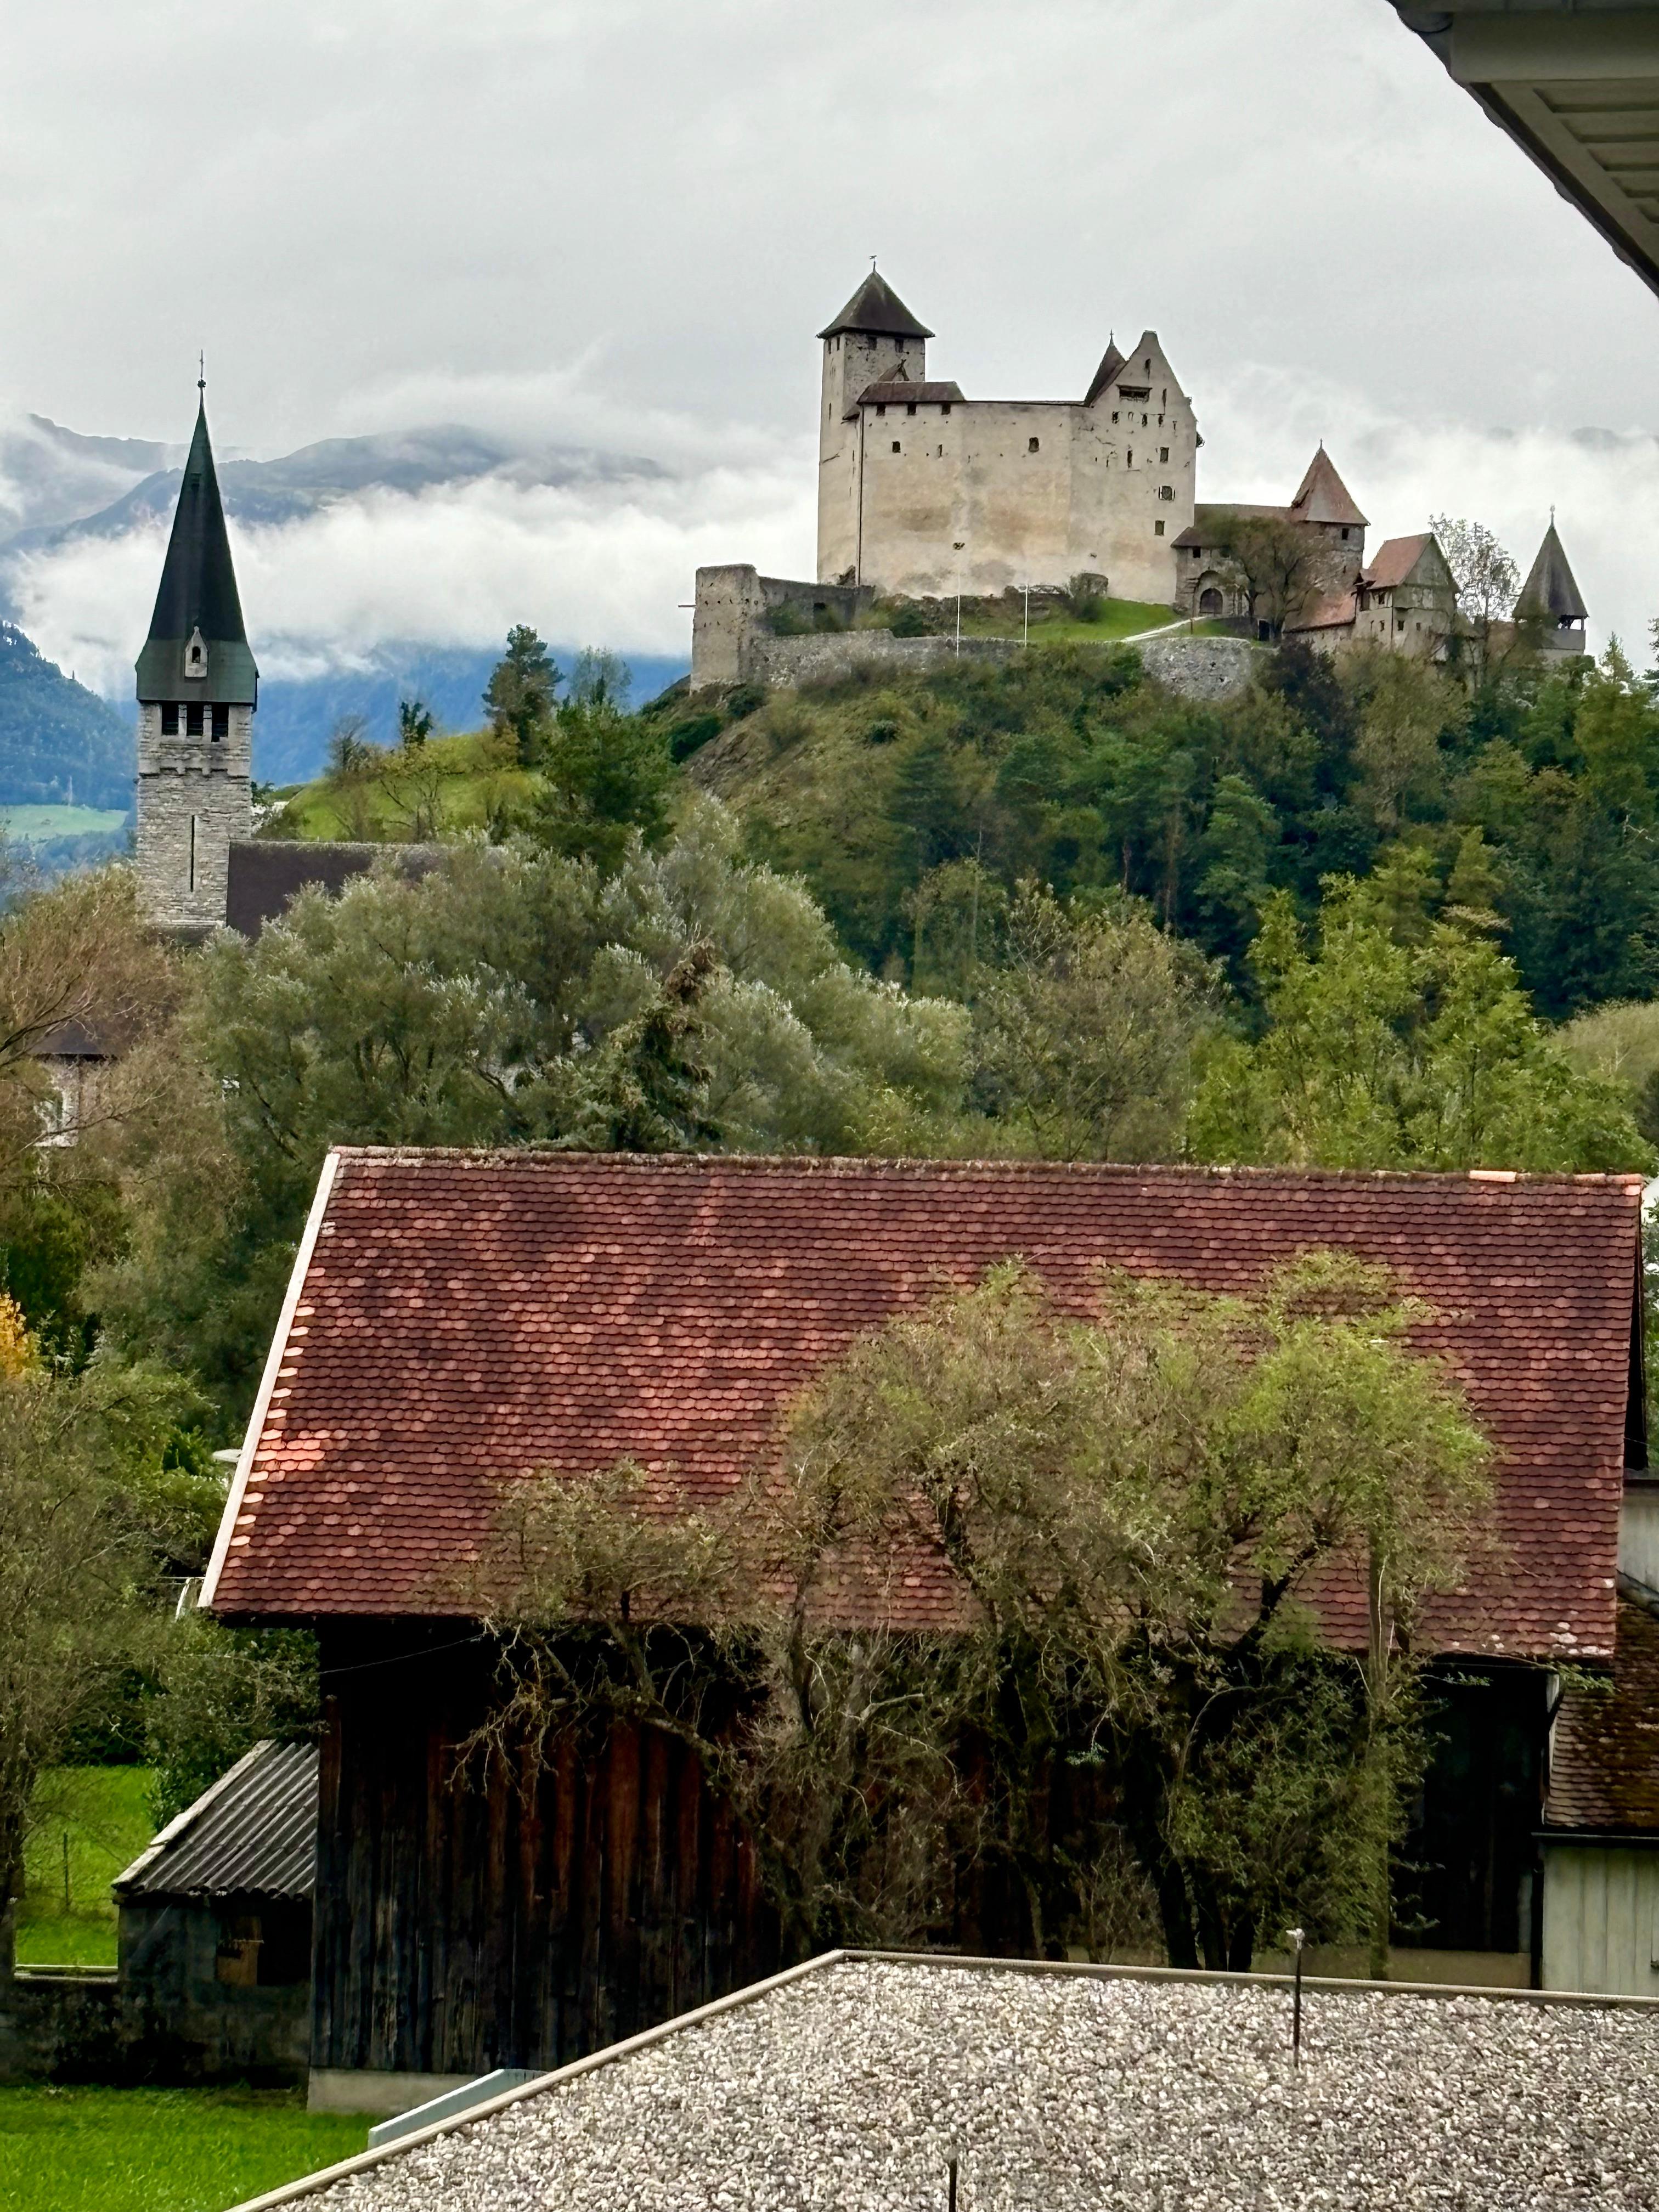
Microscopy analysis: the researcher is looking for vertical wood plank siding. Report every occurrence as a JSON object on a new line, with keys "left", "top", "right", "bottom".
{"left": 312, "top": 1627, "right": 780, "bottom": 2076}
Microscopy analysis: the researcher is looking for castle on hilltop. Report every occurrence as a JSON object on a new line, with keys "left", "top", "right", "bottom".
{"left": 816, "top": 273, "right": 1196, "bottom": 605}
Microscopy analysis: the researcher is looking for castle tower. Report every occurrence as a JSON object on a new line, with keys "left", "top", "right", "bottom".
{"left": 134, "top": 391, "right": 257, "bottom": 934}
{"left": 816, "top": 272, "right": 933, "bottom": 584}
{"left": 1286, "top": 445, "right": 1368, "bottom": 589}
{"left": 1515, "top": 518, "right": 1589, "bottom": 655}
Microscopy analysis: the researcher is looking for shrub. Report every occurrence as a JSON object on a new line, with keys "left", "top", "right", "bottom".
{"left": 725, "top": 683, "right": 768, "bottom": 720}
{"left": 668, "top": 713, "right": 725, "bottom": 764}
{"left": 1064, "top": 572, "right": 1109, "bottom": 624}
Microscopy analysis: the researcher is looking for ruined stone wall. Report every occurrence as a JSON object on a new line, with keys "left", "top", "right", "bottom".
{"left": 1136, "top": 634, "right": 1259, "bottom": 700}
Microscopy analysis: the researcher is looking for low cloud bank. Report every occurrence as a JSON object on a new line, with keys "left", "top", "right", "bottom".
{"left": 2, "top": 374, "right": 1648, "bottom": 700}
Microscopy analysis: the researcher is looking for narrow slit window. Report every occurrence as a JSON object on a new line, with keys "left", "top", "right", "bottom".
{"left": 1159, "top": 447, "right": 1169, "bottom": 464}
{"left": 188, "top": 815, "right": 197, "bottom": 893}
{"left": 1155, "top": 520, "right": 1165, "bottom": 537}
{"left": 891, "top": 441, "right": 901, "bottom": 454}
{"left": 211, "top": 703, "right": 229, "bottom": 740}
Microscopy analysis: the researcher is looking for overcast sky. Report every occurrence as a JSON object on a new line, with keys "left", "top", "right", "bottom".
{"left": 7, "top": 0, "right": 1659, "bottom": 685}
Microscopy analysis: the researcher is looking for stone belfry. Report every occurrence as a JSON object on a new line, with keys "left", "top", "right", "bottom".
{"left": 134, "top": 386, "right": 257, "bottom": 933}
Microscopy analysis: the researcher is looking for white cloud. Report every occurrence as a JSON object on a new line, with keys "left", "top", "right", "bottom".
{"left": 10, "top": 455, "right": 815, "bottom": 695}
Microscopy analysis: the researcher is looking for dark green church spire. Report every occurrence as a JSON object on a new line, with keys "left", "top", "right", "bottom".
{"left": 136, "top": 394, "right": 258, "bottom": 705}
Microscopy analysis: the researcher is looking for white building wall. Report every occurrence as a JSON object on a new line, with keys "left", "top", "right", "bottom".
{"left": 1542, "top": 1844, "right": 1659, "bottom": 1995}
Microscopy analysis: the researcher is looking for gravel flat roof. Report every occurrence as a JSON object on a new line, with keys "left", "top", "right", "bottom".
{"left": 266, "top": 1955, "right": 1659, "bottom": 2212}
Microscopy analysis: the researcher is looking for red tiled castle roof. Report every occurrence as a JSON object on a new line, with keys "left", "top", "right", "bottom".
{"left": 204, "top": 1152, "right": 1644, "bottom": 1656}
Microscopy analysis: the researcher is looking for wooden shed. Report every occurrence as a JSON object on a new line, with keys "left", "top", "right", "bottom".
{"left": 201, "top": 1150, "right": 1649, "bottom": 2112}
{"left": 114, "top": 1740, "right": 318, "bottom": 2084}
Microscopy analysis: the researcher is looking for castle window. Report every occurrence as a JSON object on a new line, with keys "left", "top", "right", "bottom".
{"left": 1142, "top": 414, "right": 1148, "bottom": 427}
{"left": 906, "top": 402, "right": 916, "bottom": 416}
{"left": 212, "top": 703, "right": 229, "bottom": 740}
{"left": 1028, "top": 436, "right": 1040, "bottom": 453}
{"left": 876, "top": 403, "right": 886, "bottom": 417}
{"left": 891, "top": 441, "right": 901, "bottom": 453}
{"left": 161, "top": 703, "right": 179, "bottom": 736}
{"left": 186, "top": 703, "right": 204, "bottom": 737}
{"left": 1155, "top": 520, "right": 1165, "bottom": 537}
{"left": 1127, "top": 450, "right": 1133, "bottom": 466}
{"left": 1111, "top": 411, "right": 1119, "bottom": 423}
{"left": 941, "top": 403, "right": 951, "bottom": 416}
{"left": 1159, "top": 447, "right": 1169, "bottom": 464}
{"left": 1143, "top": 358, "right": 1150, "bottom": 371}
{"left": 1158, "top": 485, "right": 1174, "bottom": 501}
{"left": 1341, "top": 527, "right": 1350, "bottom": 540}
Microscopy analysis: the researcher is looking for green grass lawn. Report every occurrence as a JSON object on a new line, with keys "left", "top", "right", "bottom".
{"left": 0, "top": 804, "right": 129, "bottom": 840}
{"left": 879, "top": 594, "right": 1181, "bottom": 647}
{"left": 18, "top": 1768, "right": 156, "bottom": 1968}
{"left": 0, "top": 2086, "right": 369, "bottom": 2212}
{"left": 276, "top": 729, "right": 531, "bottom": 842}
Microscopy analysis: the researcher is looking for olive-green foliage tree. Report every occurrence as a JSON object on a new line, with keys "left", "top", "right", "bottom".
{"left": 143, "top": 1615, "right": 320, "bottom": 1826}
{"left": 483, "top": 625, "right": 561, "bottom": 765}
{"left": 970, "top": 882, "right": 1218, "bottom": 1160}
{"left": 0, "top": 1312, "right": 209, "bottom": 1941}
{"left": 524, "top": 654, "right": 677, "bottom": 870}
{"left": 93, "top": 805, "right": 968, "bottom": 1417}
{"left": 1203, "top": 511, "right": 1328, "bottom": 636}
{"left": 1189, "top": 849, "right": 1650, "bottom": 1172}
{"left": 470, "top": 1256, "right": 1491, "bottom": 1972}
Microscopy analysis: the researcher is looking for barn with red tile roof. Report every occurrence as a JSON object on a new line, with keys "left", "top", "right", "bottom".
{"left": 205, "top": 1150, "right": 1646, "bottom": 2107}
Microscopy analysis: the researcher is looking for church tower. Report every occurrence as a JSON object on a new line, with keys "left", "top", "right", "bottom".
{"left": 817, "top": 272, "right": 933, "bottom": 584}
{"left": 1515, "top": 518, "right": 1589, "bottom": 657}
{"left": 134, "top": 389, "right": 257, "bottom": 934}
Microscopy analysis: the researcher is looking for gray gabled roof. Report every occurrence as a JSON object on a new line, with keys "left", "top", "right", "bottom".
{"left": 1515, "top": 521, "right": 1589, "bottom": 624}
{"left": 135, "top": 397, "right": 258, "bottom": 706}
{"left": 114, "top": 1740, "right": 318, "bottom": 1903}
{"left": 817, "top": 273, "right": 933, "bottom": 341}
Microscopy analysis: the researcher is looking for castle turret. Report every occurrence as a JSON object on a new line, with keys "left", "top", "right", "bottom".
{"left": 134, "top": 391, "right": 257, "bottom": 934}
{"left": 1286, "top": 445, "right": 1368, "bottom": 588}
{"left": 816, "top": 273, "right": 933, "bottom": 584}
{"left": 1515, "top": 519, "right": 1589, "bottom": 655}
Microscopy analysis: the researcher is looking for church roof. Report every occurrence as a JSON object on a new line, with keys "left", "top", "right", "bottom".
{"left": 1083, "top": 341, "right": 1126, "bottom": 408}
{"left": 136, "top": 396, "right": 258, "bottom": 706}
{"left": 1288, "top": 446, "right": 1368, "bottom": 529}
{"left": 1515, "top": 521, "right": 1589, "bottom": 624}
{"left": 817, "top": 273, "right": 934, "bottom": 342}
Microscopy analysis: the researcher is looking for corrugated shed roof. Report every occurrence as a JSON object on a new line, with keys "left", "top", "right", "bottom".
{"left": 115, "top": 1740, "right": 318, "bottom": 1901}
{"left": 205, "top": 1152, "right": 1643, "bottom": 1661}
{"left": 1546, "top": 1589, "right": 1659, "bottom": 1832}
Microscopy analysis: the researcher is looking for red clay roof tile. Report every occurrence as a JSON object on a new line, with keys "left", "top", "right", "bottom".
{"left": 206, "top": 1152, "right": 1644, "bottom": 1660}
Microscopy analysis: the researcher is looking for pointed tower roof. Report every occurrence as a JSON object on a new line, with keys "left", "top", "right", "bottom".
{"left": 1288, "top": 445, "right": 1368, "bottom": 529}
{"left": 817, "top": 272, "right": 933, "bottom": 342}
{"left": 1083, "top": 339, "right": 1126, "bottom": 408}
{"left": 136, "top": 396, "right": 258, "bottom": 704}
{"left": 1515, "top": 520, "right": 1589, "bottom": 624}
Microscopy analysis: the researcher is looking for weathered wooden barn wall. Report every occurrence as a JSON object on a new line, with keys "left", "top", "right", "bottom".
{"left": 311, "top": 1626, "right": 781, "bottom": 2078}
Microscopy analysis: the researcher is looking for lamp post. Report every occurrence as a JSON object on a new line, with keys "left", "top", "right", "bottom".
{"left": 1285, "top": 1926, "right": 1306, "bottom": 2068}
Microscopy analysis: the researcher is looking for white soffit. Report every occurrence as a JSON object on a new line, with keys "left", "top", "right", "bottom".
{"left": 1394, "top": 5, "right": 1659, "bottom": 298}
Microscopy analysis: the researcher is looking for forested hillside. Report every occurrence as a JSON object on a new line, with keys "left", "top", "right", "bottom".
{"left": 0, "top": 623, "right": 132, "bottom": 809}
{"left": 680, "top": 635, "right": 1659, "bottom": 1022}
